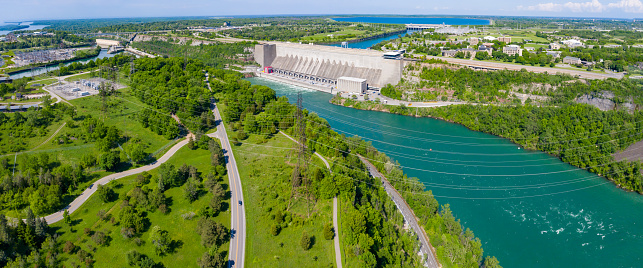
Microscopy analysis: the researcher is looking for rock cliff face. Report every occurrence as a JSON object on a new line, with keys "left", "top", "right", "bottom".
{"left": 132, "top": 35, "right": 216, "bottom": 46}
{"left": 576, "top": 92, "right": 637, "bottom": 113}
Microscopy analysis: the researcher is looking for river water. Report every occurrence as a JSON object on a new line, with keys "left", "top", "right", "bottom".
{"left": 9, "top": 49, "right": 120, "bottom": 79}
{"left": 247, "top": 77, "right": 643, "bottom": 267}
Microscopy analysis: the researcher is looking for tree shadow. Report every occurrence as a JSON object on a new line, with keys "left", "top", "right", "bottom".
{"left": 168, "top": 239, "right": 183, "bottom": 254}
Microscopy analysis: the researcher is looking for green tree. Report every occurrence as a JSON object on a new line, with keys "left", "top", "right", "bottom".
{"left": 97, "top": 184, "right": 114, "bottom": 203}
{"left": 99, "top": 151, "right": 120, "bottom": 171}
{"left": 63, "top": 209, "right": 71, "bottom": 226}
{"left": 323, "top": 222, "right": 334, "bottom": 240}
{"left": 119, "top": 206, "right": 147, "bottom": 233}
{"left": 148, "top": 225, "right": 171, "bottom": 256}
{"left": 300, "top": 232, "right": 312, "bottom": 250}
{"left": 484, "top": 256, "right": 502, "bottom": 268}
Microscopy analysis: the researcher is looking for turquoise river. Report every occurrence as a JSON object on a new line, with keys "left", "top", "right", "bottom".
{"left": 247, "top": 77, "right": 643, "bottom": 267}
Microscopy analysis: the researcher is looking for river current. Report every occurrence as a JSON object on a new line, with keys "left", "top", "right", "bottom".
{"left": 247, "top": 77, "right": 643, "bottom": 267}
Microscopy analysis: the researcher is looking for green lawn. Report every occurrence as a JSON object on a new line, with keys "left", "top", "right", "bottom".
{"left": 230, "top": 132, "right": 336, "bottom": 268}
{"left": 52, "top": 145, "right": 231, "bottom": 267}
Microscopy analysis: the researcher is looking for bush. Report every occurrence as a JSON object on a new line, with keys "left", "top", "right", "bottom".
{"left": 323, "top": 222, "right": 334, "bottom": 240}
{"left": 63, "top": 241, "right": 75, "bottom": 253}
{"left": 92, "top": 231, "right": 108, "bottom": 246}
{"left": 300, "top": 231, "right": 312, "bottom": 250}
{"left": 97, "top": 184, "right": 115, "bottom": 203}
{"left": 270, "top": 224, "right": 280, "bottom": 236}
{"left": 127, "top": 250, "right": 141, "bottom": 266}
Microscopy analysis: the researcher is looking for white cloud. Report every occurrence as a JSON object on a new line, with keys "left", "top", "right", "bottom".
{"left": 518, "top": 0, "right": 605, "bottom": 12}
{"left": 608, "top": 0, "right": 643, "bottom": 12}
{"left": 564, "top": 0, "right": 605, "bottom": 12}
{"left": 517, "top": 2, "right": 563, "bottom": 11}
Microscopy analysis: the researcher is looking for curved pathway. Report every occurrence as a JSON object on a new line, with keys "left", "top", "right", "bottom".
{"left": 28, "top": 122, "right": 67, "bottom": 152}
{"left": 279, "top": 131, "right": 342, "bottom": 268}
{"left": 38, "top": 137, "right": 190, "bottom": 224}
{"left": 360, "top": 156, "right": 439, "bottom": 268}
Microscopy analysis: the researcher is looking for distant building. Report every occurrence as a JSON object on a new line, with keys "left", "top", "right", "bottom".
{"left": 478, "top": 45, "right": 493, "bottom": 55}
{"left": 263, "top": 66, "right": 273, "bottom": 73}
{"left": 468, "top": 37, "right": 480, "bottom": 46}
{"left": 223, "top": 22, "right": 231, "bottom": 27}
{"left": 441, "top": 50, "right": 457, "bottom": 57}
{"left": 562, "top": 39, "right": 584, "bottom": 48}
{"left": 549, "top": 43, "right": 561, "bottom": 49}
{"left": 546, "top": 51, "right": 561, "bottom": 58}
{"left": 337, "top": 77, "right": 367, "bottom": 94}
{"left": 383, "top": 51, "right": 403, "bottom": 60}
{"left": 79, "top": 91, "right": 91, "bottom": 96}
{"left": 483, "top": 36, "right": 497, "bottom": 41}
{"left": 524, "top": 47, "right": 535, "bottom": 52}
{"left": 503, "top": 45, "right": 523, "bottom": 56}
{"left": 563, "top": 56, "right": 582, "bottom": 65}
{"left": 498, "top": 36, "right": 511, "bottom": 43}
{"left": 5, "top": 33, "right": 17, "bottom": 42}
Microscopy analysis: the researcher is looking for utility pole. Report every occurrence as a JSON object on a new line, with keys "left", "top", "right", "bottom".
{"left": 288, "top": 91, "right": 310, "bottom": 216}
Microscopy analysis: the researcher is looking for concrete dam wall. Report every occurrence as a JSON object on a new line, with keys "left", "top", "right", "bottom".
{"left": 255, "top": 42, "right": 403, "bottom": 88}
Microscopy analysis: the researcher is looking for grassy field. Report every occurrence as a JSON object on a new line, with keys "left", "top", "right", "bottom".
{"left": 0, "top": 87, "right": 180, "bottom": 217}
{"left": 65, "top": 72, "right": 96, "bottom": 82}
{"left": 51, "top": 145, "right": 231, "bottom": 267}
{"left": 230, "top": 132, "right": 336, "bottom": 268}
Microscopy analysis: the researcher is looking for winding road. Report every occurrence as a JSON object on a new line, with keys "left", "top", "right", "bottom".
{"left": 39, "top": 137, "right": 191, "bottom": 224}
{"left": 360, "top": 156, "right": 439, "bottom": 268}
{"left": 211, "top": 104, "right": 246, "bottom": 268}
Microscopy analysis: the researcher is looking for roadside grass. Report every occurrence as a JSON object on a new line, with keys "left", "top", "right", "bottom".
{"left": 65, "top": 72, "right": 96, "bottom": 82}
{"left": 230, "top": 132, "right": 336, "bottom": 268}
{"left": 51, "top": 145, "right": 231, "bottom": 267}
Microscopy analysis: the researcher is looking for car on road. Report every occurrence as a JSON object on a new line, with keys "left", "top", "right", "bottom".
{"left": 238, "top": 200, "right": 242, "bottom": 206}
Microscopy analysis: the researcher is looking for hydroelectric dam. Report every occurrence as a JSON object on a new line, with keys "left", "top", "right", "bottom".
{"left": 254, "top": 42, "right": 404, "bottom": 89}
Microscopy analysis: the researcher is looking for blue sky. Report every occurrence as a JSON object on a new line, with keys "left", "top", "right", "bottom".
{"left": 2, "top": 0, "right": 643, "bottom": 22}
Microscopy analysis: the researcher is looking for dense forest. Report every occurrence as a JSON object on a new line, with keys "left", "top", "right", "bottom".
{"left": 131, "top": 40, "right": 255, "bottom": 69}
{"left": 129, "top": 57, "right": 217, "bottom": 135}
{"left": 0, "top": 31, "right": 94, "bottom": 51}
{"left": 211, "top": 73, "right": 498, "bottom": 267}
{"left": 425, "top": 104, "right": 643, "bottom": 193}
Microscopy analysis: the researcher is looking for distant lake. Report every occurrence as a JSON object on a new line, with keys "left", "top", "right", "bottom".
{"left": 0, "top": 22, "right": 49, "bottom": 36}
{"left": 333, "top": 16, "right": 490, "bottom": 25}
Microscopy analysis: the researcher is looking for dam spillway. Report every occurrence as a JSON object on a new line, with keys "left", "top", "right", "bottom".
{"left": 254, "top": 42, "right": 403, "bottom": 88}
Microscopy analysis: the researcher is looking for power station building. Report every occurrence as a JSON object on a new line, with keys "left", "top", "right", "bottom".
{"left": 254, "top": 42, "right": 403, "bottom": 88}
{"left": 337, "top": 77, "right": 367, "bottom": 93}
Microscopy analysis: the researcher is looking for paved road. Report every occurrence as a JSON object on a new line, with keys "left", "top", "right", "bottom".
{"left": 37, "top": 137, "right": 189, "bottom": 224}
{"left": 212, "top": 104, "right": 246, "bottom": 268}
{"left": 359, "top": 156, "right": 439, "bottom": 268}
{"left": 279, "top": 131, "right": 343, "bottom": 268}
{"left": 422, "top": 55, "right": 623, "bottom": 80}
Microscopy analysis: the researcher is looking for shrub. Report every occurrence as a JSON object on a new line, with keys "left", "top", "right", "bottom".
{"left": 323, "top": 222, "right": 334, "bottom": 240}
{"left": 300, "top": 231, "right": 312, "bottom": 250}
{"left": 270, "top": 224, "right": 280, "bottom": 236}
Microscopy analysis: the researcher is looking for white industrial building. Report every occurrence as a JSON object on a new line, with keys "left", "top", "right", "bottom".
{"left": 337, "top": 77, "right": 367, "bottom": 94}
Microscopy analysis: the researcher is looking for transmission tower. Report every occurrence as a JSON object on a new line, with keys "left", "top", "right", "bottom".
{"left": 288, "top": 91, "right": 310, "bottom": 216}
